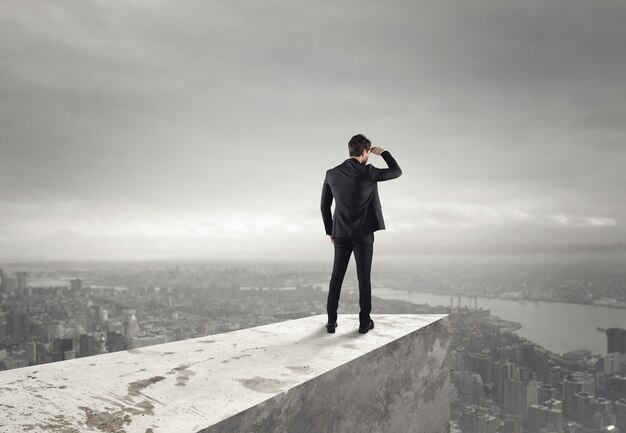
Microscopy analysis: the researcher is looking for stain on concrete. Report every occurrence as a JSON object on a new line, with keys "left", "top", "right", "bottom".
{"left": 20, "top": 414, "right": 81, "bottom": 432}
{"left": 161, "top": 352, "right": 175, "bottom": 355}
{"left": 171, "top": 364, "right": 197, "bottom": 387}
{"left": 229, "top": 354, "right": 252, "bottom": 361}
{"left": 341, "top": 343, "right": 358, "bottom": 349}
{"left": 237, "top": 376, "right": 288, "bottom": 394}
{"left": 285, "top": 366, "right": 311, "bottom": 374}
{"left": 127, "top": 376, "right": 165, "bottom": 396}
{"left": 135, "top": 400, "right": 156, "bottom": 415}
{"left": 80, "top": 406, "right": 132, "bottom": 432}
{"left": 200, "top": 339, "right": 216, "bottom": 344}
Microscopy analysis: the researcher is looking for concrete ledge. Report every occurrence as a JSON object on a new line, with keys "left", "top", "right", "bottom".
{"left": 0, "top": 313, "right": 450, "bottom": 433}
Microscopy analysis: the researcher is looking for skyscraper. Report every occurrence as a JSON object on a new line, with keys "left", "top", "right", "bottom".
{"left": 70, "top": 278, "right": 82, "bottom": 291}
{"left": 607, "top": 328, "right": 626, "bottom": 354}
{"left": 16, "top": 272, "right": 27, "bottom": 292}
{"left": 538, "top": 383, "right": 557, "bottom": 405}
{"left": 615, "top": 399, "right": 626, "bottom": 433}
{"left": 574, "top": 391, "right": 594, "bottom": 425}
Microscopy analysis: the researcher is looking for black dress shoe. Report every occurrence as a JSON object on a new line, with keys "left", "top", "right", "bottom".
{"left": 358, "top": 319, "right": 374, "bottom": 334}
{"left": 326, "top": 322, "right": 337, "bottom": 333}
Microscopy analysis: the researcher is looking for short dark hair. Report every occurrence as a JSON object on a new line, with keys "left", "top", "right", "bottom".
{"left": 348, "top": 134, "right": 371, "bottom": 157}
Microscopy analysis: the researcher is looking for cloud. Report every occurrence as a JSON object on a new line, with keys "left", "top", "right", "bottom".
{"left": 1, "top": 0, "right": 625, "bottom": 259}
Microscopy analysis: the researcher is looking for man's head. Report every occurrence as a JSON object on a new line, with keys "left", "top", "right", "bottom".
{"left": 348, "top": 134, "right": 371, "bottom": 163}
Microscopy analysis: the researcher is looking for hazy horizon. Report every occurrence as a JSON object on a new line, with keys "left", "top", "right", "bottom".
{"left": 2, "top": 0, "right": 626, "bottom": 261}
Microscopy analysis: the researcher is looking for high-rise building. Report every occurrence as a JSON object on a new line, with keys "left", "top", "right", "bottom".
{"left": 538, "top": 383, "right": 557, "bottom": 405}
{"left": 7, "top": 310, "right": 31, "bottom": 339}
{"left": 606, "top": 374, "right": 626, "bottom": 401}
{"left": 0, "top": 268, "right": 5, "bottom": 292}
{"left": 563, "top": 372, "right": 595, "bottom": 420}
{"left": 604, "top": 352, "right": 626, "bottom": 375}
{"left": 502, "top": 415, "right": 522, "bottom": 433}
{"left": 459, "top": 406, "right": 480, "bottom": 433}
{"left": 591, "top": 397, "right": 613, "bottom": 430}
{"left": 607, "top": 328, "right": 626, "bottom": 354}
{"left": 25, "top": 341, "right": 36, "bottom": 365}
{"left": 574, "top": 391, "right": 594, "bottom": 425}
{"left": 504, "top": 378, "right": 538, "bottom": 418}
{"left": 616, "top": 399, "right": 626, "bottom": 433}
{"left": 127, "top": 335, "right": 168, "bottom": 350}
{"left": 3, "top": 277, "right": 17, "bottom": 294}
{"left": 79, "top": 334, "right": 97, "bottom": 358}
{"left": 70, "top": 278, "right": 82, "bottom": 291}
{"left": 123, "top": 309, "right": 140, "bottom": 338}
{"left": 493, "top": 360, "right": 515, "bottom": 406}
{"left": 16, "top": 272, "right": 27, "bottom": 292}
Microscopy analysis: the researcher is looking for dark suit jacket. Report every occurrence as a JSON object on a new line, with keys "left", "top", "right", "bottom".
{"left": 321, "top": 150, "right": 402, "bottom": 238}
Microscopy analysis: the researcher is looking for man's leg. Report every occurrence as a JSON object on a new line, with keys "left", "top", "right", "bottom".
{"left": 353, "top": 232, "right": 374, "bottom": 328}
{"left": 327, "top": 237, "right": 353, "bottom": 325}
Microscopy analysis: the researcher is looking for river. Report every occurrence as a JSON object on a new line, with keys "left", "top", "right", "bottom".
{"left": 372, "top": 287, "right": 626, "bottom": 356}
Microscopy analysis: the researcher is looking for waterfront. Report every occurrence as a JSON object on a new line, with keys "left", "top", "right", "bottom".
{"left": 372, "top": 287, "right": 626, "bottom": 356}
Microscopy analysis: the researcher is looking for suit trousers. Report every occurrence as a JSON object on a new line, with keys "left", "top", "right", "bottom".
{"left": 327, "top": 232, "right": 374, "bottom": 328}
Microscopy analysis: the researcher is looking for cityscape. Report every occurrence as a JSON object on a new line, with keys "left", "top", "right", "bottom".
{"left": 1, "top": 255, "right": 625, "bottom": 432}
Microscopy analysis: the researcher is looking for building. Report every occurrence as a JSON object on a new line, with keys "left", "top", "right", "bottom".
{"left": 493, "top": 360, "right": 515, "bottom": 406}
{"left": 616, "top": 398, "right": 626, "bottom": 433}
{"left": 70, "top": 278, "right": 82, "bottom": 291}
{"left": 563, "top": 372, "right": 595, "bottom": 420}
{"left": 502, "top": 415, "right": 522, "bottom": 433}
{"left": 605, "top": 352, "right": 626, "bottom": 375}
{"left": 79, "top": 334, "right": 97, "bottom": 358}
{"left": 527, "top": 399, "right": 563, "bottom": 432}
{"left": 607, "top": 328, "right": 626, "bottom": 354}
{"left": 538, "top": 383, "right": 557, "bottom": 405}
{"left": 459, "top": 406, "right": 480, "bottom": 433}
{"left": 573, "top": 391, "right": 594, "bottom": 425}
{"left": 25, "top": 341, "right": 37, "bottom": 365}
{"left": 127, "top": 335, "right": 168, "bottom": 350}
{"left": 16, "top": 272, "right": 28, "bottom": 292}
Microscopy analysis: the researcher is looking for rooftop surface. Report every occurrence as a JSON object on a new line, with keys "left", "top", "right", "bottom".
{"left": 0, "top": 313, "right": 448, "bottom": 433}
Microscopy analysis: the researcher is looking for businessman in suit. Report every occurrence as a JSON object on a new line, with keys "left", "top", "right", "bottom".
{"left": 320, "top": 134, "right": 402, "bottom": 334}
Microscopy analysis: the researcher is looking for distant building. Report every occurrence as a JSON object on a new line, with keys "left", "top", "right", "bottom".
{"left": 573, "top": 391, "right": 594, "bottom": 425}
{"left": 527, "top": 400, "right": 563, "bottom": 432}
{"left": 493, "top": 360, "right": 515, "bottom": 406}
{"left": 502, "top": 415, "right": 522, "bottom": 433}
{"left": 607, "top": 328, "right": 626, "bottom": 354}
{"left": 563, "top": 372, "right": 595, "bottom": 420}
{"left": 606, "top": 328, "right": 626, "bottom": 353}
{"left": 16, "top": 272, "right": 28, "bottom": 291}
{"left": 70, "top": 278, "right": 82, "bottom": 291}
{"left": 25, "top": 341, "right": 37, "bottom": 365}
{"left": 123, "top": 310, "right": 140, "bottom": 337}
{"left": 604, "top": 352, "right": 626, "bottom": 375}
{"left": 7, "top": 310, "right": 31, "bottom": 338}
{"left": 79, "top": 334, "right": 97, "bottom": 358}
{"left": 616, "top": 399, "right": 626, "bottom": 433}
{"left": 127, "top": 335, "right": 168, "bottom": 349}
{"left": 3, "top": 277, "right": 17, "bottom": 294}
{"left": 538, "top": 383, "right": 557, "bottom": 405}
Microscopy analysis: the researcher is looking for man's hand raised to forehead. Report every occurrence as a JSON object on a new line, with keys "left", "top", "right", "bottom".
{"left": 369, "top": 147, "right": 385, "bottom": 155}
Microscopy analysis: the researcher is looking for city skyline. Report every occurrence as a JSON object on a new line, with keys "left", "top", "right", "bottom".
{"left": 2, "top": 0, "right": 626, "bottom": 260}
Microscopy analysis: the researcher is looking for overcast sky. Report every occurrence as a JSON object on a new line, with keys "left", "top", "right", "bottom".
{"left": 1, "top": 0, "right": 626, "bottom": 261}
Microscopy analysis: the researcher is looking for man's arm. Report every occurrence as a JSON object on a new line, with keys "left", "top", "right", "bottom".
{"left": 367, "top": 149, "right": 402, "bottom": 182}
{"left": 320, "top": 174, "right": 334, "bottom": 236}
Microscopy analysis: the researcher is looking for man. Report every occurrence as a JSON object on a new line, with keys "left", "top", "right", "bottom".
{"left": 320, "top": 134, "right": 402, "bottom": 334}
